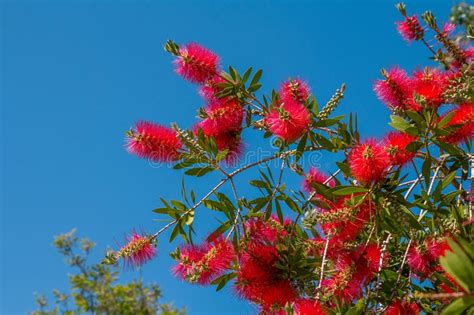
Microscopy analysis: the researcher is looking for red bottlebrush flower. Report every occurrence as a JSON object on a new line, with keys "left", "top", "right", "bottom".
{"left": 374, "top": 67, "right": 415, "bottom": 111}
{"left": 174, "top": 43, "right": 219, "bottom": 83}
{"left": 280, "top": 79, "right": 310, "bottom": 104}
{"left": 363, "top": 243, "right": 388, "bottom": 273}
{"left": 386, "top": 300, "right": 420, "bottom": 315}
{"left": 126, "top": 121, "right": 181, "bottom": 162}
{"left": 440, "top": 102, "right": 474, "bottom": 144}
{"left": 199, "top": 74, "right": 227, "bottom": 102}
{"left": 118, "top": 232, "right": 156, "bottom": 268}
{"left": 383, "top": 132, "right": 417, "bottom": 166}
{"left": 442, "top": 22, "right": 456, "bottom": 35}
{"left": 409, "top": 68, "right": 447, "bottom": 108}
{"left": 244, "top": 216, "right": 291, "bottom": 243}
{"left": 235, "top": 226, "right": 297, "bottom": 311}
{"left": 323, "top": 250, "right": 375, "bottom": 303}
{"left": 265, "top": 100, "right": 311, "bottom": 143}
{"left": 214, "top": 131, "right": 244, "bottom": 165}
{"left": 303, "top": 167, "right": 336, "bottom": 193}
{"left": 199, "top": 100, "right": 243, "bottom": 136}
{"left": 173, "top": 238, "right": 235, "bottom": 285}
{"left": 320, "top": 197, "right": 375, "bottom": 250}
{"left": 426, "top": 238, "right": 450, "bottom": 260}
{"left": 396, "top": 16, "right": 424, "bottom": 42}
{"left": 407, "top": 243, "right": 432, "bottom": 278}
{"left": 348, "top": 139, "right": 390, "bottom": 185}
{"left": 294, "top": 299, "right": 326, "bottom": 315}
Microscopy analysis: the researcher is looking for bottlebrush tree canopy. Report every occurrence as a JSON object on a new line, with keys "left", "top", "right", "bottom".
{"left": 105, "top": 3, "right": 474, "bottom": 315}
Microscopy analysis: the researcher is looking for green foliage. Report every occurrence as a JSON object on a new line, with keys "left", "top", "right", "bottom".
{"left": 31, "top": 229, "right": 185, "bottom": 315}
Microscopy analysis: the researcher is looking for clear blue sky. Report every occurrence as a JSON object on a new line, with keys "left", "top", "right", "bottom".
{"left": 1, "top": 1, "right": 455, "bottom": 314}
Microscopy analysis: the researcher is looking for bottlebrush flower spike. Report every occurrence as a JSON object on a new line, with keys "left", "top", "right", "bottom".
{"left": 173, "top": 238, "right": 235, "bottom": 285}
{"left": 363, "top": 243, "right": 388, "bottom": 273}
{"left": 396, "top": 16, "right": 424, "bottom": 42}
{"left": 348, "top": 139, "right": 390, "bottom": 185}
{"left": 264, "top": 100, "right": 311, "bottom": 143}
{"left": 407, "top": 242, "right": 433, "bottom": 278}
{"left": 236, "top": 255, "right": 296, "bottom": 311}
{"left": 244, "top": 216, "right": 291, "bottom": 243}
{"left": 374, "top": 67, "right": 414, "bottom": 111}
{"left": 442, "top": 22, "right": 456, "bottom": 35}
{"left": 126, "top": 121, "right": 181, "bottom": 162}
{"left": 118, "top": 232, "right": 156, "bottom": 268}
{"left": 323, "top": 251, "right": 374, "bottom": 303}
{"left": 386, "top": 300, "right": 420, "bottom": 315}
{"left": 383, "top": 131, "right": 417, "bottom": 166}
{"left": 294, "top": 299, "right": 326, "bottom": 315}
{"left": 440, "top": 102, "right": 474, "bottom": 144}
{"left": 280, "top": 79, "right": 310, "bottom": 104}
{"left": 198, "top": 100, "right": 244, "bottom": 136}
{"left": 320, "top": 197, "right": 374, "bottom": 250}
{"left": 174, "top": 43, "right": 219, "bottom": 83}
{"left": 199, "top": 74, "right": 227, "bottom": 102}
{"left": 213, "top": 131, "right": 244, "bottom": 165}
{"left": 426, "top": 237, "right": 450, "bottom": 260}
{"left": 409, "top": 68, "right": 447, "bottom": 108}
{"left": 303, "top": 167, "right": 336, "bottom": 193}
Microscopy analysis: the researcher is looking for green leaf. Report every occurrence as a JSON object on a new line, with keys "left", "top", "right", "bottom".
{"left": 422, "top": 157, "right": 431, "bottom": 188}
{"left": 441, "top": 296, "right": 474, "bottom": 315}
{"left": 442, "top": 171, "right": 457, "bottom": 189}
{"left": 211, "top": 272, "right": 237, "bottom": 291}
{"left": 438, "top": 111, "right": 455, "bottom": 128}
{"left": 331, "top": 186, "right": 368, "bottom": 196}
{"left": 400, "top": 205, "right": 423, "bottom": 230}
{"left": 345, "top": 299, "right": 365, "bottom": 315}
{"left": 336, "top": 161, "right": 351, "bottom": 178}
{"left": 185, "top": 166, "right": 215, "bottom": 177}
{"left": 241, "top": 67, "right": 252, "bottom": 84}
{"left": 152, "top": 207, "right": 175, "bottom": 215}
{"left": 295, "top": 133, "right": 307, "bottom": 162}
{"left": 439, "top": 239, "right": 474, "bottom": 292}
{"left": 389, "top": 115, "right": 413, "bottom": 133}
{"left": 169, "top": 221, "right": 182, "bottom": 242}
{"left": 249, "top": 69, "right": 263, "bottom": 88}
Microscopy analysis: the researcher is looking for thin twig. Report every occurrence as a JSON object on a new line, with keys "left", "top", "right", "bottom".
{"left": 316, "top": 234, "right": 331, "bottom": 301}
{"left": 226, "top": 177, "right": 243, "bottom": 240}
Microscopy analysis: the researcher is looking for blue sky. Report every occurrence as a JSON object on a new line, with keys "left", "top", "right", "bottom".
{"left": 1, "top": 1, "right": 455, "bottom": 314}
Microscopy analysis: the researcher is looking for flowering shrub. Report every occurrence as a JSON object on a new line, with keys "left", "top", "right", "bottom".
{"left": 106, "top": 3, "right": 473, "bottom": 314}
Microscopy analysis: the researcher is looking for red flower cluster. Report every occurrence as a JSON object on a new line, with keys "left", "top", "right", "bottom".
{"left": 173, "top": 237, "right": 235, "bottom": 284}
{"left": 199, "top": 74, "right": 227, "bottom": 102}
{"left": 440, "top": 102, "right": 474, "bottom": 144}
{"left": 407, "top": 237, "right": 450, "bottom": 278}
{"left": 383, "top": 131, "right": 417, "bottom": 166}
{"left": 195, "top": 99, "right": 244, "bottom": 164}
{"left": 396, "top": 16, "right": 424, "bottom": 43}
{"left": 410, "top": 68, "right": 447, "bottom": 108}
{"left": 280, "top": 79, "right": 310, "bottom": 104}
{"left": 322, "top": 244, "right": 385, "bottom": 303}
{"left": 303, "top": 167, "right": 336, "bottom": 193}
{"left": 318, "top": 197, "right": 375, "bottom": 251}
{"left": 374, "top": 67, "right": 413, "bottom": 111}
{"left": 386, "top": 300, "right": 420, "bottom": 315}
{"left": 374, "top": 67, "right": 448, "bottom": 111}
{"left": 265, "top": 100, "right": 311, "bottom": 143}
{"left": 118, "top": 232, "right": 156, "bottom": 269}
{"left": 264, "top": 79, "right": 311, "bottom": 143}
{"left": 174, "top": 43, "right": 219, "bottom": 83}
{"left": 126, "top": 121, "right": 181, "bottom": 162}
{"left": 236, "top": 217, "right": 297, "bottom": 312}
{"left": 293, "top": 299, "right": 326, "bottom": 315}
{"left": 348, "top": 139, "right": 390, "bottom": 185}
